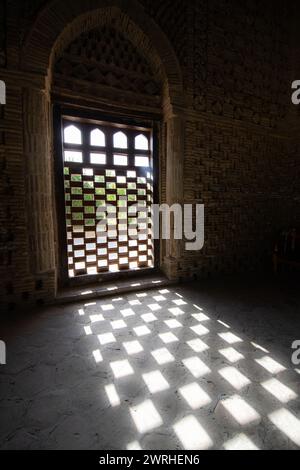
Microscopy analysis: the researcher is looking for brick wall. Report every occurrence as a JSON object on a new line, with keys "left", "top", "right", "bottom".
{"left": 182, "top": 117, "right": 300, "bottom": 279}
{"left": 0, "top": 0, "right": 299, "bottom": 310}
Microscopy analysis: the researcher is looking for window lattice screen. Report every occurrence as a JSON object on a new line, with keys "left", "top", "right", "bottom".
{"left": 62, "top": 119, "right": 154, "bottom": 278}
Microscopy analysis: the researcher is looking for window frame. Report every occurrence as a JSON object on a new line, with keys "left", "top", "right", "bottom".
{"left": 53, "top": 105, "right": 160, "bottom": 288}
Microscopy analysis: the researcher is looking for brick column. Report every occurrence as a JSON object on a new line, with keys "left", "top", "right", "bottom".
{"left": 163, "top": 113, "right": 184, "bottom": 279}
{"left": 23, "top": 85, "right": 55, "bottom": 277}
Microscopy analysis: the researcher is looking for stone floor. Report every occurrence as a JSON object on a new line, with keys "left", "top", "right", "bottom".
{"left": 1, "top": 275, "right": 300, "bottom": 450}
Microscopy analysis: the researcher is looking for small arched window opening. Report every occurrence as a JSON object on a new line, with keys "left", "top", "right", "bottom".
{"left": 64, "top": 125, "right": 82, "bottom": 145}
{"left": 113, "top": 131, "right": 128, "bottom": 149}
{"left": 135, "top": 134, "right": 149, "bottom": 150}
{"left": 91, "top": 129, "right": 105, "bottom": 147}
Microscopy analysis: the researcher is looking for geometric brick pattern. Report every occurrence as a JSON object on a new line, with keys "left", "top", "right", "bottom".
{"left": 0, "top": 0, "right": 299, "bottom": 309}
{"left": 141, "top": 0, "right": 188, "bottom": 67}
{"left": 55, "top": 25, "right": 161, "bottom": 97}
{"left": 191, "top": 0, "right": 290, "bottom": 129}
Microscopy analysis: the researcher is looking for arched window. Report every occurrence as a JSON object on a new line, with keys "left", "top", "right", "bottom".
{"left": 135, "top": 134, "right": 149, "bottom": 150}
{"left": 91, "top": 129, "right": 105, "bottom": 147}
{"left": 113, "top": 131, "right": 128, "bottom": 149}
{"left": 64, "top": 125, "right": 82, "bottom": 145}
{"left": 61, "top": 118, "right": 154, "bottom": 279}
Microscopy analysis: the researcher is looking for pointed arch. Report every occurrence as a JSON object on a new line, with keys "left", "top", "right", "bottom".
{"left": 91, "top": 129, "right": 106, "bottom": 147}
{"left": 64, "top": 125, "right": 82, "bottom": 145}
{"left": 135, "top": 134, "right": 149, "bottom": 151}
{"left": 21, "top": 0, "right": 184, "bottom": 285}
{"left": 113, "top": 131, "right": 128, "bottom": 149}
{"left": 21, "top": 0, "right": 183, "bottom": 103}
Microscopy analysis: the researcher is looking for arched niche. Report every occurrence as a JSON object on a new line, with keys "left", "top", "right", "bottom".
{"left": 21, "top": 0, "right": 184, "bottom": 294}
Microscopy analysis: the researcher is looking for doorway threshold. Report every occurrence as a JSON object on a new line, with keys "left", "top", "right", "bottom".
{"left": 54, "top": 273, "right": 176, "bottom": 306}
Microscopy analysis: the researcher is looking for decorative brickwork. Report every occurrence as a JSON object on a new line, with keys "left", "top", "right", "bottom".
{"left": 23, "top": 87, "right": 55, "bottom": 275}
{"left": 191, "top": 0, "right": 291, "bottom": 129}
{"left": 54, "top": 25, "right": 162, "bottom": 109}
{"left": 21, "top": 0, "right": 182, "bottom": 96}
{"left": 182, "top": 117, "right": 300, "bottom": 279}
{"left": 141, "top": 0, "right": 188, "bottom": 68}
